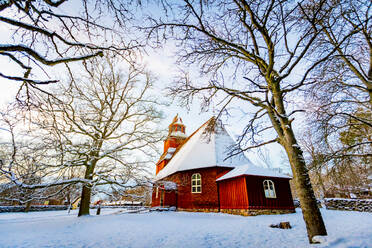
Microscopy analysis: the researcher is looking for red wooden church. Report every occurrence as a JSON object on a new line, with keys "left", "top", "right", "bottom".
{"left": 151, "top": 116, "right": 295, "bottom": 215}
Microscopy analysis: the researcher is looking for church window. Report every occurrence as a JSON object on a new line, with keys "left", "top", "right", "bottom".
{"left": 263, "top": 180, "right": 276, "bottom": 198}
{"left": 156, "top": 187, "right": 159, "bottom": 198}
{"left": 191, "top": 173, "right": 202, "bottom": 193}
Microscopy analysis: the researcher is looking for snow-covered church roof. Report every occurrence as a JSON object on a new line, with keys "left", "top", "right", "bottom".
{"left": 155, "top": 117, "right": 291, "bottom": 181}
{"left": 156, "top": 118, "right": 250, "bottom": 180}
{"left": 154, "top": 118, "right": 239, "bottom": 179}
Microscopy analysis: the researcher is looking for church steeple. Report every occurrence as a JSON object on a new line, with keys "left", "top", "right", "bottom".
{"left": 156, "top": 115, "right": 187, "bottom": 174}
{"left": 168, "top": 114, "right": 186, "bottom": 138}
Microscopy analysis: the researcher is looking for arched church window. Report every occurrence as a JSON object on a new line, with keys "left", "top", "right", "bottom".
{"left": 191, "top": 173, "right": 202, "bottom": 193}
{"left": 263, "top": 180, "right": 276, "bottom": 198}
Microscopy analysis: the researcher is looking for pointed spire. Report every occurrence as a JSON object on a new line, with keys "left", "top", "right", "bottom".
{"left": 172, "top": 114, "right": 179, "bottom": 124}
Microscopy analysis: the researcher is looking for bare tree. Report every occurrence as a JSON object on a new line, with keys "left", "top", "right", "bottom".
{"left": 301, "top": 0, "right": 371, "bottom": 168}
{"left": 0, "top": 106, "right": 76, "bottom": 209}
{"left": 300, "top": 108, "right": 371, "bottom": 199}
{"left": 0, "top": 57, "right": 164, "bottom": 216}
{"left": 0, "top": 0, "right": 138, "bottom": 93}
{"left": 145, "top": 0, "right": 332, "bottom": 242}
{"left": 305, "top": 0, "right": 371, "bottom": 106}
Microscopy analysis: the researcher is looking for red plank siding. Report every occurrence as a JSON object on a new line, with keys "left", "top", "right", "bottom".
{"left": 218, "top": 176, "right": 249, "bottom": 209}
{"left": 245, "top": 176, "right": 294, "bottom": 210}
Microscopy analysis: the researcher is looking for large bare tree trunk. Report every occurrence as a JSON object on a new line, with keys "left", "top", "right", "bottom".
{"left": 78, "top": 166, "right": 94, "bottom": 216}
{"left": 283, "top": 128, "right": 327, "bottom": 243}
{"left": 78, "top": 184, "right": 92, "bottom": 216}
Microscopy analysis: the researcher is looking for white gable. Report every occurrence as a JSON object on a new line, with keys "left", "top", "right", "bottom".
{"left": 155, "top": 119, "right": 251, "bottom": 180}
{"left": 216, "top": 163, "right": 291, "bottom": 181}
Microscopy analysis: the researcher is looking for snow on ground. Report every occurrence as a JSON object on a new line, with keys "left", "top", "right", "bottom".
{"left": 0, "top": 208, "right": 371, "bottom": 248}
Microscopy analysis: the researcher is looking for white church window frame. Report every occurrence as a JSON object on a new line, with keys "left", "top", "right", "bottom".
{"left": 263, "top": 180, "right": 276, "bottom": 198}
{"left": 191, "top": 173, "right": 202, "bottom": 193}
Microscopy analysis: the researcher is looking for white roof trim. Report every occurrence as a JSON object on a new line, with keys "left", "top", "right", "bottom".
{"left": 216, "top": 163, "right": 291, "bottom": 181}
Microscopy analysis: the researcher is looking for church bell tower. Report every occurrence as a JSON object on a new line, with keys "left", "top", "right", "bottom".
{"left": 156, "top": 115, "right": 187, "bottom": 174}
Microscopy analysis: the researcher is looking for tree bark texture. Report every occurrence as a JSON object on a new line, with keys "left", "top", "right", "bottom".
{"left": 78, "top": 165, "right": 94, "bottom": 217}
{"left": 283, "top": 127, "right": 327, "bottom": 243}
{"left": 269, "top": 88, "right": 327, "bottom": 242}
{"left": 78, "top": 183, "right": 92, "bottom": 216}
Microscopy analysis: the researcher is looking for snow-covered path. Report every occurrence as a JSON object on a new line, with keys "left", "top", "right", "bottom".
{"left": 0, "top": 208, "right": 371, "bottom": 248}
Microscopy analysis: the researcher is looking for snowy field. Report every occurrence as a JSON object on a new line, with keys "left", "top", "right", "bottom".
{"left": 0, "top": 208, "right": 371, "bottom": 248}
